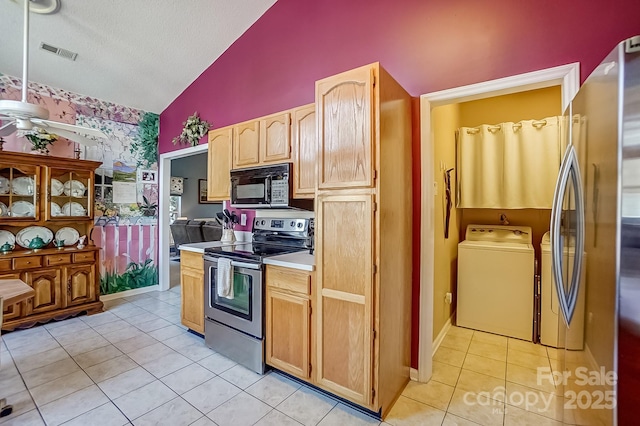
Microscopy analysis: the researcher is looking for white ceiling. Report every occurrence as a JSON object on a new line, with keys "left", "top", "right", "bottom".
{"left": 0, "top": 0, "right": 277, "bottom": 113}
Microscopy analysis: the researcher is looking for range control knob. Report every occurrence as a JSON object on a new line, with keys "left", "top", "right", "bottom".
{"left": 290, "top": 221, "right": 296, "bottom": 227}
{"left": 297, "top": 222, "right": 303, "bottom": 228}
{"left": 261, "top": 220, "right": 266, "bottom": 226}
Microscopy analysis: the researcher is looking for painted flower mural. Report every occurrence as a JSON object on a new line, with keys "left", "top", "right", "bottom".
{"left": 1, "top": 73, "right": 160, "bottom": 294}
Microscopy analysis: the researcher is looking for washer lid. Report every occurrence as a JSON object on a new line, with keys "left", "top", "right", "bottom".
{"left": 459, "top": 239, "right": 534, "bottom": 252}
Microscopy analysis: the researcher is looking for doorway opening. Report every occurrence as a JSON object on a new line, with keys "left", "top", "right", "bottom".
{"left": 158, "top": 143, "right": 223, "bottom": 291}
{"left": 417, "top": 63, "right": 580, "bottom": 382}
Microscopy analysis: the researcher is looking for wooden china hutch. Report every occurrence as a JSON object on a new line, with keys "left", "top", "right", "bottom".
{"left": 0, "top": 151, "right": 103, "bottom": 331}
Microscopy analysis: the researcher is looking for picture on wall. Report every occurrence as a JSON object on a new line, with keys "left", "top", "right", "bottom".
{"left": 199, "top": 179, "right": 214, "bottom": 203}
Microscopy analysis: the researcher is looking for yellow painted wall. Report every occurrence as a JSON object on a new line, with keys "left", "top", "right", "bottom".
{"left": 432, "top": 104, "right": 461, "bottom": 338}
{"left": 458, "top": 86, "right": 562, "bottom": 127}
{"left": 429, "top": 86, "right": 562, "bottom": 342}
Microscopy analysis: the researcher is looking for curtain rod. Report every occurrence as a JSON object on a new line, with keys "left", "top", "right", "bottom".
{"left": 465, "top": 115, "right": 580, "bottom": 134}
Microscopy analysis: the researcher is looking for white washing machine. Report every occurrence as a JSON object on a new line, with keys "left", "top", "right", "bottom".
{"left": 457, "top": 224, "right": 535, "bottom": 341}
{"left": 540, "top": 232, "right": 585, "bottom": 349}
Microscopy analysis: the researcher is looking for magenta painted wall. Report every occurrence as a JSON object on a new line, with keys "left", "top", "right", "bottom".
{"left": 160, "top": 0, "right": 640, "bottom": 368}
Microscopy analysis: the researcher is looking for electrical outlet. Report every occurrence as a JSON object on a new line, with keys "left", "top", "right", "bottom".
{"left": 241, "top": 214, "right": 247, "bottom": 226}
{"left": 445, "top": 292, "right": 452, "bottom": 304}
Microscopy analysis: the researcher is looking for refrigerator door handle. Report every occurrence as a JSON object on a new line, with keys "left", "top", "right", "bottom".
{"left": 550, "top": 145, "right": 586, "bottom": 326}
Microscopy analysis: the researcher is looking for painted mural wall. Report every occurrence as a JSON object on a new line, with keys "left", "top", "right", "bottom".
{"left": 0, "top": 74, "right": 159, "bottom": 295}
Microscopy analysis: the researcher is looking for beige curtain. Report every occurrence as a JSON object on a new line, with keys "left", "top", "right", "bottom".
{"left": 457, "top": 115, "right": 564, "bottom": 209}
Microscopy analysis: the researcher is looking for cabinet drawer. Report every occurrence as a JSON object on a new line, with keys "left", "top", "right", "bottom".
{"left": 0, "top": 258, "right": 12, "bottom": 271}
{"left": 181, "top": 252, "right": 203, "bottom": 270}
{"left": 45, "top": 254, "right": 72, "bottom": 266}
{"left": 266, "top": 266, "right": 311, "bottom": 295}
{"left": 73, "top": 252, "right": 95, "bottom": 263}
{"left": 14, "top": 256, "right": 42, "bottom": 269}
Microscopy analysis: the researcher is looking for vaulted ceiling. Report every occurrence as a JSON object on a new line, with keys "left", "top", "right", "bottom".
{"left": 0, "top": 0, "right": 277, "bottom": 113}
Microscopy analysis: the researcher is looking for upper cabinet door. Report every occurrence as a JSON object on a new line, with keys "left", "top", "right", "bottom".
{"left": 207, "top": 127, "right": 233, "bottom": 201}
{"left": 47, "top": 168, "right": 93, "bottom": 220}
{"left": 293, "top": 104, "right": 316, "bottom": 198}
{"left": 233, "top": 120, "right": 260, "bottom": 169}
{"left": 316, "top": 64, "right": 375, "bottom": 189}
{"left": 0, "top": 164, "right": 41, "bottom": 222}
{"left": 261, "top": 112, "right": 291, "bottom": 164}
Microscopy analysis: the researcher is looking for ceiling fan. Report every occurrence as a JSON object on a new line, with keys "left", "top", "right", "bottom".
{"left": 0, "top": 0, "right": 105, "bottom": 147}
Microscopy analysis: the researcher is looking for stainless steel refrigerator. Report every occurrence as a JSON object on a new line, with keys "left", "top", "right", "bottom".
{"left": 551, "top": 35, "right": 640, "bottom": 425}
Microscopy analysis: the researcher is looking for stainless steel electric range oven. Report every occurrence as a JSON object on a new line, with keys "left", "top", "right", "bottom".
{"left": 203, "top": 217, "right": 313, "bottom": 374}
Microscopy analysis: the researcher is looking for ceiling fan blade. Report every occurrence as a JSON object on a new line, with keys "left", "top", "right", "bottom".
{"left": 0, "top": 121, "right": 17, "bottom": 137}
{"left": 32, "top": 119, "right": 107, "bottom": 139}
{"left": 49, "top": 128, "right": 98, "bottom": 147}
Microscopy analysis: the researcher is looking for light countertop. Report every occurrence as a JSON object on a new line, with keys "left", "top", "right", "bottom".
{"left": 178, "top": 241, "right": 235, "bottom": 253}
{"left": 263, "top": 251, "right": 315, "bottom": 271}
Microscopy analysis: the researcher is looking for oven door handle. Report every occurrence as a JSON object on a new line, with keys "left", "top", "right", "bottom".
{"left": 230, "top": 260, "right": 262, "bottom": 270}
{"left": 204, "top": 256, "right": 262, "bottom": 270}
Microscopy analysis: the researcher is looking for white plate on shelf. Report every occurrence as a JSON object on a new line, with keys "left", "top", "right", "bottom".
{"left": 61, "top": 201, "right": 86, "bottom": 216}
{"left": 0, "top": 230, "right": 15, "bottom": 247}
{"left": 16, "top": 226, "right": 53, "bottom": 249}
{"left": 51, "top": 202, "right": 62, "bottom": 217}
{"left": 0, "top": 176, "right": 9, "bottom": 195}
{"left": 0, "top": 201, "right": 8, "bottom": 217}
{"left": 63, "top": 180, "right": 86, "bottom": 197}
{"left": 12, "top": 176, "right": 35, "bottom": 196}
{"left": 10, "top": 201, "right": 35, "bottom": 217}
{"left": 55, "top": 227, "right": 80, "bottom": 246}
{"left": 51, "top": 178, "right": 64, "bottom": 196}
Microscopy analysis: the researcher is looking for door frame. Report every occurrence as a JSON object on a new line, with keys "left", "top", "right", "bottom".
{"left": 158, "top": 143, "right": 208, "bottom": 291}
{"left": 417, "top": 63, "right": 580, "bottom": 382}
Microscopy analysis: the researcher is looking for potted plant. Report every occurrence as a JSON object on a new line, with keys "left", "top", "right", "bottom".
{"left": 172, "top": 112, "right": 211, "bottom": 146}
{"left": 139, "top": 195, "right": 157, "bottom": 217}
{"left": 24, "top": 128, "right": 58, "bottom": 154}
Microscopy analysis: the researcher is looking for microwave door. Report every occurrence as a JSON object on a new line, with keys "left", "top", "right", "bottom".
{"left": 231, "top": 175, "right": 269, "bottom": 208}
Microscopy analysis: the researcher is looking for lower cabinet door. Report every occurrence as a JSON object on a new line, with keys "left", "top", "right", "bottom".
{"left": 1, "top": 272, "right": 24, "bottom": 321}
{"left": 23, "top": 268, "right": 63, "bottom": 315}
{"left": 315, "top": 193, "right": 374, "bottom": 407}
{"left": 181, "top": 267, "right": 204, "bottom": 334}
{"left": 265, "top": 288, "right": 310, "bottom": 379}
{"left": 63, "top": 264, "right": 96, "bottom": 307}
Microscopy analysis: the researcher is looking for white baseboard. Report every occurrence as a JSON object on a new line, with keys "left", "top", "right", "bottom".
{"left": 432, "top": 315, "right": 454, "bottom": 356}
{"left": 100, "top": 285, "right": 160, "bottom": 301}
{"left": 410, "top": 368, "right": 419, "bottom": 381}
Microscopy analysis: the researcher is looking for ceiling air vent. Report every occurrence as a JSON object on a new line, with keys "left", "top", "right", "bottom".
{"left": 39, "top": 42, "right": 78, "bottom": 61}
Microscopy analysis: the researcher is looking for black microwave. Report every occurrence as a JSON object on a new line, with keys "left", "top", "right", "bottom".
{"left": 230, "top": 163, "right": 291, "bottom": 208}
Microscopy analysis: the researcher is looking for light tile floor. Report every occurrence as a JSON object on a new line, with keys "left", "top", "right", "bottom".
{"left": 1, "top": 275, "right": 571, "bottom": 426}
{"left": 384, "top": 325, "right": 566, "bottom": 425}
{"left": 0, "top": 286, "right": 386, "bottom": 426}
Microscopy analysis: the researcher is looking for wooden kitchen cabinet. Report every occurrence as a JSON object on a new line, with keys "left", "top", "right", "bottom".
{"left": 265, "top": 265, "right": 313, "bottom": 380}
{"left": 23, "top": 268, "right": 63, "bottom": 315}
{"left": 314, "top": 63, "right": 412, "bottom": 416}
{"left": 292, "top": 104, "right": 316, "bottom": 198}
{"left": 63, "top": 264, "right": 96, "bottom": 307}
{"left": 261, "top": 112, "right": 291, "bottom": 164}
{"left": 207, "top": 127, "right": 233, "bottom": 201}
{"left": 316, "top": 65, "right": 375, "bottom": 190}
{"left": 0, "top": 151, "right": 103, "bottom": 332}
{"left": 315, "top": 193, "right": 374, "bottom": 405}
{"left": 180, "top": 250, "right": 205, "bottom": 334}
{"left": 0, "top": 248, "right": 102, "bottom": 331}
{"left": 233, "top": 120, "right": 261, "bottom": 168}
